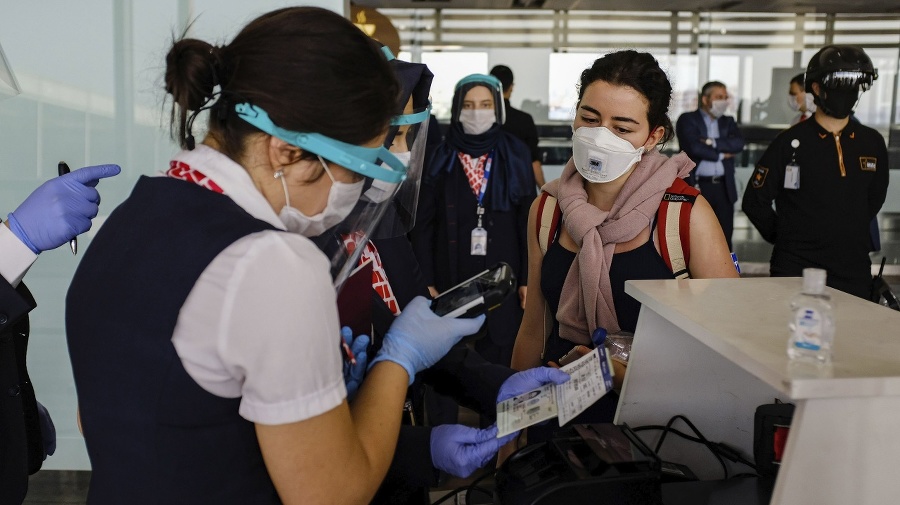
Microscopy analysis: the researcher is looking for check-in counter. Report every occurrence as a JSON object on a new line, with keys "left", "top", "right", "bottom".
{"left": 617, "top": 277, "right": 900, "bottom": 505}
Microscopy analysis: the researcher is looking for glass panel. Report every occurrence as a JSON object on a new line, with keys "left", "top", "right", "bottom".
{"left": 420, "top": 51, "right": 489, "bottom": 119}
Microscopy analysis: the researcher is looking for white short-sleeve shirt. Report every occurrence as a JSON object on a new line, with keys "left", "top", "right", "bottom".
{"left": 167, "top": 145, "right": 345, "bottom": 426}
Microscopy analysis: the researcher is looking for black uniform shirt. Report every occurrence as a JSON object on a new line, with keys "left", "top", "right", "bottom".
{"left": 502, "top": 99, "right": 541, "bottom": 162}
{"left": 742, "top": 117, "right": 889, "bottom": 292}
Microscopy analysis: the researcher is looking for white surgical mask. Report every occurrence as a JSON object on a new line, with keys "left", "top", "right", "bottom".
{"left": 710, "top": 99, "right": 728, "bottom": 118}
{"left": 278, "top": 156, "right": 364, "bottom": 237}
{"left": 787, "top": 94, "right": 802, "bottom": 112}
{"left": 363, "top": 151, "right": 409, "bottom": 203}
{"left": 804, "top": 93, "right": 817, "bottom": 113}
{"left": 572, "top": 126, "right": 645, "bottom": 184}
{"left": 459, "top": 109, "right": 496, "bottom": 135}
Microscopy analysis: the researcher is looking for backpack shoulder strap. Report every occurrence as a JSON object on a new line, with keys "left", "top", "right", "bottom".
{"left": 655, "top": 178, "right": 699, "bottom": 279}
{"left": 534, "top": 191, "right": 561, "bottom": 361}
{"left": 536, "top": 191, "right": 561, "bottom": 256}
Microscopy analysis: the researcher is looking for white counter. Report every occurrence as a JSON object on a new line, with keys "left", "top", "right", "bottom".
{"left": 616, "top": 277, "right": 900, "bottom": 505}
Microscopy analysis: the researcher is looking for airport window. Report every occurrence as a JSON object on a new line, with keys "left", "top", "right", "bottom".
{"left": 419, "top": 51, "right": 489, "bottom": 119}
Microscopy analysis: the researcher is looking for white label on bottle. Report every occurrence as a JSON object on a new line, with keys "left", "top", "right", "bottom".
{"left": 792, "top": 308, "right": 823, "bottom": 351}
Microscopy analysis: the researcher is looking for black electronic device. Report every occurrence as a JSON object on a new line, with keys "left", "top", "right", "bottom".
{"left": 754, "top": 401, "right": 795, "bottom": 479}
{"left": 870, "top": 258, "right": 900, "bottom": 311}
{"left": 431, "top": 262, "right": 516, "bottom": 318}
{"left": 495, "top": 423, "right": 662, "bottom": 505}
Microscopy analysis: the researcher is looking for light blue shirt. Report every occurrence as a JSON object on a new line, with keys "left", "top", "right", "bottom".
{"left": 696, "top": 113, "right": 725, "bottom": 177}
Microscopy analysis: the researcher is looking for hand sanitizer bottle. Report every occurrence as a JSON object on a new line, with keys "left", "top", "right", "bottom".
{"left": 787, "top": 268, "right": 835, "bottom": 364}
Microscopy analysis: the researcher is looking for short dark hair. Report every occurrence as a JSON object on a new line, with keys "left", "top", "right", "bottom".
{"left": 489, "top": 65, "right": 514, "bottom": 92}
{"left": 165, "top": 7, "right": 400, "bottom": 159}
{"left": 790, "top": 73, "right": 805, "bottom": 87}
{"left": 577, "top": 50, "right": 675, "bottom": 145}
{"left": 701, "top": 81, "right": 727, "bottom": 98}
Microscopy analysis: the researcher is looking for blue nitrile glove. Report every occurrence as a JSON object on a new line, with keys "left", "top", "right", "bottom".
{"left": 430, "top": 424, "right": 518, "bottom": 478}
{"left": 7, "top": 164, "right": 121, "bottom": 254}
{"left": 341, "top": 326, "right": 369, "bottom": 401}
{"left": 497, "top": 367, "right": 571, "bottom": 403}
{"left": 369, "top": 296, "right": 485, "bottom": 385}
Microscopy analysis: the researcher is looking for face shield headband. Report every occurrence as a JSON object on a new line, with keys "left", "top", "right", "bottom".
{"left": 234, "top": 103, "right": 407, "bottom": 184}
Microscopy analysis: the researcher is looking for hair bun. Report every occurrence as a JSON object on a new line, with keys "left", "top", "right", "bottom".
{"left": 165, "top": 38, "right": 218, "bottom": 111}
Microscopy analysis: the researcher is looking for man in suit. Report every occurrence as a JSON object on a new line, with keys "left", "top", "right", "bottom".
{"left": 1, "top": 164, "right": 119, "bottom": 504}
{"left": 676, "top": 81, "right": 745, "bottom": 250}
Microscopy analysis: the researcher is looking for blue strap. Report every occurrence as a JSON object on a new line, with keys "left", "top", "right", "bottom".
{"left": 477, "top": 151, "right": 494, "bottom": 208}
{"left": 234, "top": 102, "right": 407, "bottom": 183}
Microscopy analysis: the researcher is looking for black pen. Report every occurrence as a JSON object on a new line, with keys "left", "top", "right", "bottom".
{"left": 57, "top": 162, "right": 77, "bottom": 255}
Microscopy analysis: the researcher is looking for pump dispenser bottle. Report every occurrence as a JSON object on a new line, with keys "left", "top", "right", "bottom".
{"left": 787, "top": 268, "right": 835, "bottom": 364}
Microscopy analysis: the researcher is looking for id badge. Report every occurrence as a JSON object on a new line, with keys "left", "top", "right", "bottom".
{"left": 471, "top": 227, "right": 488, "bottom": 256}
{"left": 784, "top": 164, "right": 799, "bottom": 189}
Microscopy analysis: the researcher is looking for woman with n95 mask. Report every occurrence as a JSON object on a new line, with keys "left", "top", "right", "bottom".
{"left": 64, "top": 7, "right": 484, "bottom": 505}
{"left": 509, "top": 50, "right": 737, "bottom": 442}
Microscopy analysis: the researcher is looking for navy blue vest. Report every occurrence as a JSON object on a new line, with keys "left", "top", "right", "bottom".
{"left": 66, "top": 176, "right": 281, "bottom": 504}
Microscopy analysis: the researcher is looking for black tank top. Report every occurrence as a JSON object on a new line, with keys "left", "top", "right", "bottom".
{"left": 541, "top": 237, "right": 674, "bottom": 336}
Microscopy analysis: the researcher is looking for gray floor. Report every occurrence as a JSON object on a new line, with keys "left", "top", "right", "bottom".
{"left": 23, "top": 213, "right": 900, "bottom": 505}
{"left": 23, "top": 471, "right": 90, "bottom": 505}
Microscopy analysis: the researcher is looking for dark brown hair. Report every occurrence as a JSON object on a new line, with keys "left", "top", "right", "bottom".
{"left": 165, "top": 7, "right": 400, "bottom": 158}
{"left": 577, "top": 50, "right": 675, "bottom": 145}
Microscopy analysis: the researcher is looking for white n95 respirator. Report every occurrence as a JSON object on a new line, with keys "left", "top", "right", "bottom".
{"left": 572, "top": 126, "right": 645, "bottom": 184}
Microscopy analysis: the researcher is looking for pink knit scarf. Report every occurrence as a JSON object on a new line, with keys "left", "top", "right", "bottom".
{"left": 543, "top": 150, "right": 694, "bottom": 344}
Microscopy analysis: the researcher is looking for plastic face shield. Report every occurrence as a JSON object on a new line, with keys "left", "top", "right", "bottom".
{"left": 234, "top": 102, "right": 408, "bottom": 290}
{"left": 371, "top": 102, "right": 431, "bottom": 239}
{"left": 820, "top": 70, "right": 876, "bottom": 91}
{"left": 0, "top": 41, "right": 21, "bottom": 100}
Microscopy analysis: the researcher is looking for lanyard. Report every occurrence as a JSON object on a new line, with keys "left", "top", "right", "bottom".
{"left": 476, "top": 151, "right": 494, "bottom": 228}
{"left": 477, "top": 151, "right": 494, "bottom": 209}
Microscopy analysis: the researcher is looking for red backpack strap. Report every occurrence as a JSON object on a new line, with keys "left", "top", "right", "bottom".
{"left": 536, "top": 192, "right": 561, "bottom": 255}
{"left": 656, "top": 178, "right": 699, "bottom": 279}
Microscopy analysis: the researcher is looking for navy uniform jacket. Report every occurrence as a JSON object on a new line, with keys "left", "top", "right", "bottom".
{"left": 676, "top": 109, "right": 745, "bottom": 203}
{"left": 370, "top": 236, "right": 515, "bottom": 496}
{"left": 67, "top": 177, "right": 280, "bottom": 504}
{"left": 412, "top": 134, "right": 535, "bottom": 353}
{"left": 741, "top": 118, "right": 889, "bottom": 298}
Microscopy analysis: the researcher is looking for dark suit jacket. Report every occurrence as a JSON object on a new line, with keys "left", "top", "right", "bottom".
{"left": 1, "top": 279, "right": 40, "bottom": 505}
{"left": 675, "top": 109, "right": 745, "bottom": 203}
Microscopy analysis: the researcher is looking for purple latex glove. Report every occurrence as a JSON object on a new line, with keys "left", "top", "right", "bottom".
{"left": 7, "top": 164, "right": 121, "bottom": 253}
{"left": 341, "top": 326, "right": 369, "bottom": 401}
{"left": 430, "top": 424, "right": 517, "bottom": 478}
{"left": 496, "top": 367, "right": 571, "bottom": 403}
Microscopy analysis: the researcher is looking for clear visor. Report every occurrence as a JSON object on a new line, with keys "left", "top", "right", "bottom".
{"left": 310, "top": 180, "right": 402, "bottom": 291}
{"left": 368, "top": 105, "right": 431, "bottom": 240}
{"left": 0, "top": 42, "right": 21, "bottom": 101}
{"left": 235, "top": 102, "right": 408, "bottom": 291}
{"left": 821, "top": 71, "right": 875, "bottom": 91}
